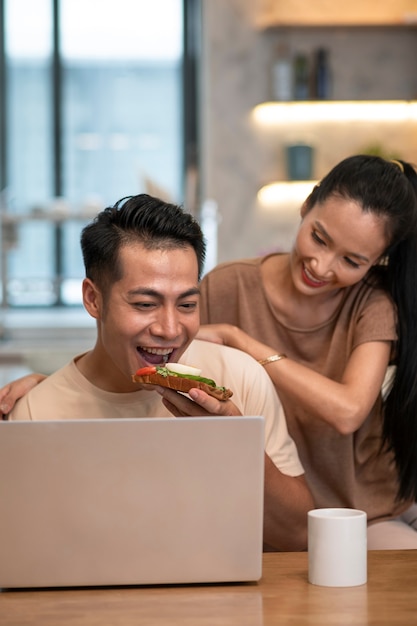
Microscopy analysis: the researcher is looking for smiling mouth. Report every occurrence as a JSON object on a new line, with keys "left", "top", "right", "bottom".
{"left": 138, "top": 346, "right": 173, "bottom": 365}
{"left": 302, "top": 264, "right": 328, "bottom": 288}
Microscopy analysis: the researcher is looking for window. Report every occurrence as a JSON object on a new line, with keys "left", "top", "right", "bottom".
{"left": 0, "top": 0, "right": 196, "bottom": 307}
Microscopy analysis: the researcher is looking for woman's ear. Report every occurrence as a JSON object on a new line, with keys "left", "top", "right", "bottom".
{"left": 82, "top": 278, "right": 102, "bottom": 319}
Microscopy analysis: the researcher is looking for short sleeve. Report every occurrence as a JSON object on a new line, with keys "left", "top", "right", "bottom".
{"left": 352, "top": 288, "right": 397, "bottom": 351}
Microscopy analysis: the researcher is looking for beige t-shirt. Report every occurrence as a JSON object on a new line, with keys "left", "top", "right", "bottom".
{"left": 9, "top": 339, "right": 303, "bottom": 478}
{"left": 199, "top": 254, "right": 410, "bottom": 523}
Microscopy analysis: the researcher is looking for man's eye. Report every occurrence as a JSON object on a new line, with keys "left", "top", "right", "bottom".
{"left": 179, "top": 302, "right": 198, "bottom": 311}
{"left": 134, "top": 302, "right": 156, "bottom": 310}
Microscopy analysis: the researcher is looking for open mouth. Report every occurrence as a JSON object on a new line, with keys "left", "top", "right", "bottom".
{"left": 137, "top": 346, "right": 173, "bottom": 366}
{"left": 302, "top": 264, "right": 328, "bottom": 288}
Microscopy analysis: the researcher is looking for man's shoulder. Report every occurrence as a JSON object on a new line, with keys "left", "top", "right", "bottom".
{"left": 183, "top": 340, "right": 267, "bottom": 381}
{"left": 8, "top": 361, "right": 77, "bottom": 420}
{"left": 33, "top": 361, "right": 75, "bottom": 390}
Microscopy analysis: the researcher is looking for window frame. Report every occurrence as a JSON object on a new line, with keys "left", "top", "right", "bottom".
{"left": 0, "top": 0, "right": 200, "bottom": 308}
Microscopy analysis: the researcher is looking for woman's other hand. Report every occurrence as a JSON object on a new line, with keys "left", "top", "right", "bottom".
{"left": 0, "top": 373, "right": 46, "bottom": 419}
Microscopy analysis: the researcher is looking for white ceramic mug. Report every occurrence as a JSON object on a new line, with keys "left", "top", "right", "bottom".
{"left": 308, "top": 508, "right": 367, "bottom": 587}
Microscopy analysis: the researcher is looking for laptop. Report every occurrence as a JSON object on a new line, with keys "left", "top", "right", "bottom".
{"left": 0, "top": 416, "right": 265, "bottom": 588}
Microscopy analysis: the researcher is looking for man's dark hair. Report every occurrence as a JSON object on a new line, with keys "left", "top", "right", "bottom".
{"left": 81, "top": 194, "right": 206, "bottom": 294}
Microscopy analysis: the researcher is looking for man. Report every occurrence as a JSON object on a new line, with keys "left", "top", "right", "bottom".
{"left": 5, "top": 194, "right": 313, "bottom": 550}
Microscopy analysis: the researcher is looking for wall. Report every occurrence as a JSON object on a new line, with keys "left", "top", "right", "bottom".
{"left": 201, "top": 0, "right": 417, "bottom": 263}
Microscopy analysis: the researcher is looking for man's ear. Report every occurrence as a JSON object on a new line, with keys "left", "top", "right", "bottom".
{"left": 82, "top": 278, "right": 102, "bottom": 319}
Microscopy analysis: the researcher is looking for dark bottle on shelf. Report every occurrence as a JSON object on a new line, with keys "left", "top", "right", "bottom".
{"left": 311, "top": 48, "right": 331, "bottom": 99}
{"left": 293, "top": 53, "right": 310, "bottom": 100}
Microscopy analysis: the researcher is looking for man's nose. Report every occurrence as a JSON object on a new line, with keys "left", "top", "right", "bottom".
{"left": 151, "top": 310, "right": 181, "bottom": 339}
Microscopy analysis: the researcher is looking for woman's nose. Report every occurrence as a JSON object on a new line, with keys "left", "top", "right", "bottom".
{"left": 311, "top": 252, "right": 334, "bottom": 278}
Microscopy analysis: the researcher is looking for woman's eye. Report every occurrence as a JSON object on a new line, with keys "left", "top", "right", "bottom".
{"left": 312, "top": 230, "right": 325, "bottom": 245}
{"left": 344, "top": 257, "right": 360, "bottom": 269}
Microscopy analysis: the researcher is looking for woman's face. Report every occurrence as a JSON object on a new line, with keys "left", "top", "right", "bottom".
{"left": 290, "top": 195, "right": 389, "bottom": 295}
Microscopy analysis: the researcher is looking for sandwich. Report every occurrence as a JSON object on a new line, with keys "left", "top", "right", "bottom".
{"left": 132, "top": 362, "right": 233, "bottom": 401}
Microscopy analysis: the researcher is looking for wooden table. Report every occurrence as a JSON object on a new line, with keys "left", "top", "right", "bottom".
{"left": 1, "top": 550, "right": 416, "bottom": 625}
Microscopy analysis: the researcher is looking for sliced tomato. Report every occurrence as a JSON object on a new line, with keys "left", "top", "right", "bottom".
{"left": 134, "top": 366, "right": 157, "bottom": 376}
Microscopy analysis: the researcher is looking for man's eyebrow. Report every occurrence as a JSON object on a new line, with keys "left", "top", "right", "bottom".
{"left": 314, "top": 221, "right": 370, "bottom": 263}
{"left": 127, "top": 287, "right": 201, "bottom": 298}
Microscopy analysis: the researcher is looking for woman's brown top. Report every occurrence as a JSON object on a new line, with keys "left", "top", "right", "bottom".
{"left": 200, "top": 254, "right": 412, "bottom": 523}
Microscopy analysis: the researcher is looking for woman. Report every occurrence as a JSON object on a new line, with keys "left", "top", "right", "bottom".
{"left": 198, "top": 154, "right": 417, "bottom": 548}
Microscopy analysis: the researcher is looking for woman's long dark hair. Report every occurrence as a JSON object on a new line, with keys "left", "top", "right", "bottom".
{"left": 306, "top": 155, "right": 417, "bottom": 501}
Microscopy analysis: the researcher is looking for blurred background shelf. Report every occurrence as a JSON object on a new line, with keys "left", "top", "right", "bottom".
{"left": 252, "top": 100, "right": 417, "bottom": 124}
{"left": 255, "top": 0, "right": 417, "bottom": 28}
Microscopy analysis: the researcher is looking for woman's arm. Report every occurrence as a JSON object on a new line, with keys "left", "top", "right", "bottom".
{"left": 0, "top": 373, "right": 46, "bottom": 419}
{"left": 197, "top": 324, "right": 391, "bottom": 435}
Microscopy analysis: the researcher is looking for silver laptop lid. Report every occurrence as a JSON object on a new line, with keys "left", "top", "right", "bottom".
{"left": 0, "top": 416, "right": 264, "bottom": 588}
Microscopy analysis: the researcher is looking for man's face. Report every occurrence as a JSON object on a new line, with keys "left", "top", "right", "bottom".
{"left": 83, "top": 242, "right": 201, "bottom": 392}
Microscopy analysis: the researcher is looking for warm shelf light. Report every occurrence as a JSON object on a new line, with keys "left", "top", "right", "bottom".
{"left": 257, "top": 181, "right": 318, "bottom": 211}
{"left": 252, "top": 101, "right": 417, "bottom": 125}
